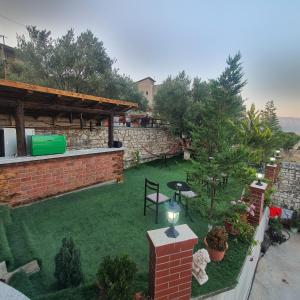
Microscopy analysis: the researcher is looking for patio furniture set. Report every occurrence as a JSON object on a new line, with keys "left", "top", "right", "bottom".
{"left": 143, "top": 175, "right": 198, "bottom": 224}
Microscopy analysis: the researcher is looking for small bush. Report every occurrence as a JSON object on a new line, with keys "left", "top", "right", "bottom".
{"left": 206, "top": 226, "right": 228, "bottom": 251}
{"left": 54, "top": 237, "right": 83, "bottom": 288}
{"left": 96, "top": 255, "right": 137, "bottom": 300}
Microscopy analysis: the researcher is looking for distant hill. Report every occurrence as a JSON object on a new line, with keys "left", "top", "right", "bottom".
{"left": 279, "top": 117, "right": 300, "bottom": 134}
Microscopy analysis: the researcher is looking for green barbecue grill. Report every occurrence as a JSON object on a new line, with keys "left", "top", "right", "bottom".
{"left": 31, "top": 135, "right": 67, "bottom": 156}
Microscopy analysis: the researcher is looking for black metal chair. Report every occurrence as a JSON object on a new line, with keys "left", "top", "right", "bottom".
{"left": 175, "top": 172, "right": 198, "bottom": 219}
{"left": 144, "top": 178, "right": 170, "bottom": 224}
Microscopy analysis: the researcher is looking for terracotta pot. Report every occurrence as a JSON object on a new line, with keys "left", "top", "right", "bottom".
{"left": 224, "top": 220, "right": 239, "bottom": 236}
{"left": 204, "top": 237, "right": 228, "bottom": 262}
{"left": 134, "top": 292, "right": 144, "bottom": 300}
{"left": 240, "top": 212, "right": 248, "bottom": 223}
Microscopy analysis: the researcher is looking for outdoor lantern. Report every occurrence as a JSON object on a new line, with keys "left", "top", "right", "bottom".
{"left": 256, "top": 171, "right": 264, "bottom": 186}
{"left": 165, "top": 200, "right": 181, "bottom": 238}
{"left": 275, "top": 150, "right": 281, "bottom": 157}
{"left": 270, "top": 157, "right": 276, "bottom": 164}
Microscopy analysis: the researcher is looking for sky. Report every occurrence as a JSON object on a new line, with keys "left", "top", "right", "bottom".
{"left": 0, "top": 0, "right": 299, "bottom": 117}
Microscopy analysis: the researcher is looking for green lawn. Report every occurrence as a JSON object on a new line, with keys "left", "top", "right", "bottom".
{"left": 0, "top": 158, "right": 250, "bottom": 299}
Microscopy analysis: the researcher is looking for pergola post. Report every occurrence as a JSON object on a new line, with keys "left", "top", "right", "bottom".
{"left": 108, "top": 113, "right": 114, "bottom": 148}
{"left": 15, "top": 100, "right": 27, "bottom": 156}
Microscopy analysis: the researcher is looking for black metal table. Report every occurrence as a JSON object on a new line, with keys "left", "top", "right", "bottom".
{"left": 167, "top": 181, "right": 191, "bottom": 192}
{"left": 167, "top": 181, "right": 194, "bottom": 221}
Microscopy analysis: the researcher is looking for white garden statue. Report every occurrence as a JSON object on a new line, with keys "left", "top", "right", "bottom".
{"left": 192, "top": 248, "right": 210, "bottom": 285}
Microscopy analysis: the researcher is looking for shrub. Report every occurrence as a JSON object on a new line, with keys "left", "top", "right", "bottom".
{"left": 54, "top": 237, "right": 83, "bottom": 288}
{"left": 96, "top": 255, "right": 137, "bottom": 300}
{"left": 206, "top": 226, "right": 228, "bottom": 251}
{"left": 291, "top": 210, "right": 299, "bottom": 229}
{"left": 264, "top": 187, "right": 275, "bottom": 207}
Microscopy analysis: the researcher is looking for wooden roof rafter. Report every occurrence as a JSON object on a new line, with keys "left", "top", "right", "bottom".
{"left": 0, "top": 79, "right": 138, "bottom": 114}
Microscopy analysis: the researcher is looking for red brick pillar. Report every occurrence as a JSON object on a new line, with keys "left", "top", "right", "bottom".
{"left": 248, "top": 181, "right": 267, "bottom": 226}
{"left": 147, "top": 224, "right": 198, "bottom": 300}
{"left": 265, "top": 164, "right": 278, "bottom": 184}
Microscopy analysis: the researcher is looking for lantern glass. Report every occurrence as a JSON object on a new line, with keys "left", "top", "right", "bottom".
{"left": 256, "top": 172, "right": 263, "bottom": 180}
{"left": 270, "top": 157, "right": 276, "bottom": 164}
{"left": 256, "top": 171, "right": 264, "bottom": 186}
{"left": 165, "top": 200, "right": 181, "bottom": 238}
{"left": 167, "top": 211, "right": 180, "bottom": 225}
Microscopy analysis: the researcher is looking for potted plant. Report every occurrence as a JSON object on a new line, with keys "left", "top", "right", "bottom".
{"left": 290, "top": 210, "right": 299, "bottom": 233}
{"left": 204, "top": 226, "right": 228, "bottom": 262}
{"left": 224, "top": 212, "right": 240, "bottom": 236}
{"left": 230, "top": 199, "right": 255, "bottom": 222}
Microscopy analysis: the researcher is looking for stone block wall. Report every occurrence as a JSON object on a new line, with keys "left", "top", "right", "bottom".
{"left": 35, "top": 127, "right": 180, "bottom": 167}
{"left": 0, "top": 151, "right": 123, "bottom": 207}
{"left": 273, "top": 162, "right": 300, "bottom": 209}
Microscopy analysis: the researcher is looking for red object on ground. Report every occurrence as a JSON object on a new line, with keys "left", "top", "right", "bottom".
{"left": 269, "top": 206, "right": 282, "bottom": 218}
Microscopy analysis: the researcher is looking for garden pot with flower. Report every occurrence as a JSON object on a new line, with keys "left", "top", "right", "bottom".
{"left": 224, "top": 218, "right": 239, "bottom": 236}
{"left": 229, "top": 199, "right": 255, "bottom": 223}
{"left": 204, "top": 226, "right": 228, "bottom": 262}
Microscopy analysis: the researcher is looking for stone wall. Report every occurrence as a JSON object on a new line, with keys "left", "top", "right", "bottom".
{"left": 274, "top": 162, "right": 300, "bottom": 209}
{"left": 35, "top": 127, "right": 180, "bottom": 167}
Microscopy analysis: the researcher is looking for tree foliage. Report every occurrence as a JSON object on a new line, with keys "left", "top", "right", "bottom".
{"left": 6, "top": 26, "right": 147, "bottom": 109}
{"left": 241, "top": 104, "right": 276, "bottom": 165}
{"left": 154, "top": 71, "right": 191, "bottom": 135}
{"left": 190, "top": 53, "right": 247, "bottom": 216}
{"left": 261, "top": 100, "right": 281, "bottom": 133}
{"left": 54, "top": 237, "right": 83, "bottom": 288}
{"left": 96, "top": 255, "right": 137, "bottom": 300}
{"left": 280, "top": 132, "right": 300, "bottom": 151}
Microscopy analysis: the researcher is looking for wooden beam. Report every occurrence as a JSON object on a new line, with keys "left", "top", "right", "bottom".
{"left": 15, "top": 100, "right": 27, "bottom": 156}
{"left": 80, "top": 113, "right": 84, "bottom": 129}
{"left": 108, "top": 113, "right": 114, "bottom": 148}
{"left": 0, "top": 79, "right": 138, "bottom": 108}
{"left": 0, "top": 99, "right": 116, "bottom": 115}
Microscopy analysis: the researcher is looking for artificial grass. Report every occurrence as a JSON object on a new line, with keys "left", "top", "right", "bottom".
{"left": 0, "top": 158, "right": 249, "bottom": 299}
{"left": 9, "top": 271, "right": 35, "bottom": 298}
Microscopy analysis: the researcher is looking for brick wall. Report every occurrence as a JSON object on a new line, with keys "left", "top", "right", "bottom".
{"left": 265, "top": 164, "right": 279, "bottom": 184}
{"left": 147, "top": 225, "right": 198, "bottom": 300}
{"left": 0, "top": 151, "right": 123, "bottom": 207}
{"left": 248, "top": 182, "right": 267, "bottom": 226}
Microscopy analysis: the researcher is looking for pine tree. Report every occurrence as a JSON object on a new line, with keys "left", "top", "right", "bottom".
{"left": 261, "top": 100, "right": 281, "bottom": 133}
{"left": 54, "top": 237, "right": 83, "bottom": 288}
{"left": 191, "top": 53, "right": 247, "bottom": 217}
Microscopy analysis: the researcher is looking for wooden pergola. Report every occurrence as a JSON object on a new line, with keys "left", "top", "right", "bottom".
{"left": 0, "top": 80, "right": 138, "bottom": 156}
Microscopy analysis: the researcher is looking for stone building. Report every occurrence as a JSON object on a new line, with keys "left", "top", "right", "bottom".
{"left": 0, "top": 43, "right": 17, "bottom": 78}
{"left": 135, "top": 77, "right": 160, "bottom": 110}
{"left": 0, "top": 43, "right": 16, "bottom": 63}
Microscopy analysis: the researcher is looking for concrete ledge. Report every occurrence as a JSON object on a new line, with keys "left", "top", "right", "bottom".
{"left": 0, "top": 147, "right": 124, "bottom": 165}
